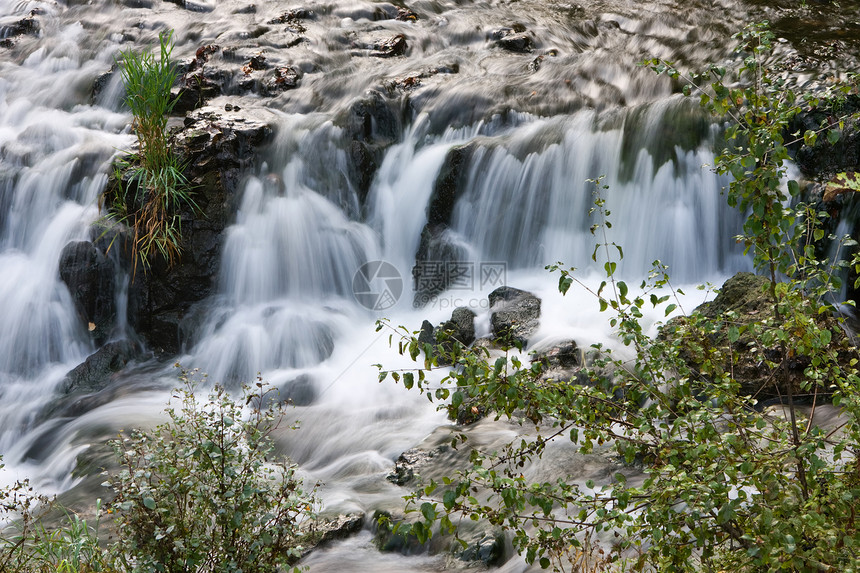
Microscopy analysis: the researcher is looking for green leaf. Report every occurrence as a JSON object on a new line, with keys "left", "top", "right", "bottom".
{"left": 421, "top": 502, "right": 437, "bottom": 522}
{"left": 664, "top": 303, "right": 677, "bottom": 317}
{"left": 604, "top": 262, "right": 617, "bottom": 277}
{"left": 143, "top": 497, "right": 156, "bottom": 510}
{"left": 728, "top": 325, "right": 740, "bottom": 343}
{"left": 827, "top": 129, "right": 841, "bottom": 145}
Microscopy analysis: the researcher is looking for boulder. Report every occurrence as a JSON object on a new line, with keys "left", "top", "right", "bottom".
{"left": 490, "top": 26, "right": 534, "bottom": 53}
{"left": 370, "top": 34, "right": 408, "bottom": 58}
{"left": 58, "top": 240, "right": 117, "bottom": 346}
{"left": 667, "top": 272, "right": 853, "bottom": 402}
{"left": 790, "top": 94, "right": 860, "bottom": 179}
{"left": 386, "top": 448, "right": 435, "bottom": 486}
{"left": 489, "top": 286, "right": 541, "bottom": 345}
{"left": 124, "top": 107, "right": 273, "bottom": 354}
{"left": 37, "top": 340, "right": 141, "bottom": 421}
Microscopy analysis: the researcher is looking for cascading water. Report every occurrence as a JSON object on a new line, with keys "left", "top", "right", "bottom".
{"left": 2, "top": 0, "right": 858, "bottom": 570}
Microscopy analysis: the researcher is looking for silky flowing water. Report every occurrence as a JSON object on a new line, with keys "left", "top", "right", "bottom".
{"left": 1, "top": 0, "right": 859, "bottom": 570}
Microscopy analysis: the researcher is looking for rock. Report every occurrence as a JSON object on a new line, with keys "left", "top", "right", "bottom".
{"left": 396, "top": 7, "right": 418, "bottom": 21}
{"left": 666, "top": 272, "right": 853, "bottom": 402}
{"left": 489, "top": 287, "right": 541, "bottom": 345}
{"left": 534, "top": 340, "right": 580, "bottom": 369}
{"left": 418, "top": 320, "right": 435, "bottom": 347}
{"left": 1, "top": 12, "right": 39, "bottom": 39}
{"left": 411, "top": 144, "right": 476, "bottom": 305}
{"left": 496, "top": 32, "right": 533, "bottom": 52}
{"left": 455, "top": 531, "right": 505, "bottom": 566}
{"left": 370, "top": 34, "right": 408, "bottom": 57}
{"left": 58, "top": 240, "right": 117, "bottom": 346}
{"left": 695, "top": 272, "right": 771, "bottom": 319}
{"left": 37, "top": 340, "right": 141, "bottom": 421}
{"left": 428, "top": 143, "right": 474, "bottom": 227}
{"left": 124, "top": 107, "right": 273, "bottom": 354}
{"left": 172, "top": 44, "right": 221, "bottom": 113}
{"left": 59, "top": 340, "right": 139, "bottom": 396}
{"left": 307, "top": 513, "right": 365, "bottom": 548}
{"left": 278, "top": 373, "right": 317, "bottom": 406}
{"left": 268, "top": 8, "right": 315, "bottom": 25}
{"left": 411, "top": 226, "right": 470, "bottom": 306}
{"left": 386, "top": 448, "right": 435, "bottom": 486}
{"left": 790, "top": 94, "right": 860, "bottom": 179}
{"left": 491, "top": 26, "right": 533, "bottom": 53}
{"left": 262, "top": 66, "right": 301, "bottom": 94}
{"left": 446, "top": 307, "right": 477, "bottom": 346}
{"left": 91, "top": 65, "right": 119, "bottom": 105}
{"left": 342, "top": 90, "right": 405, "bottom": 200}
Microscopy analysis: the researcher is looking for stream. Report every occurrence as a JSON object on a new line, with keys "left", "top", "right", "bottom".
{"left": 2, "top": 0, "right": 859, "bottom": 570}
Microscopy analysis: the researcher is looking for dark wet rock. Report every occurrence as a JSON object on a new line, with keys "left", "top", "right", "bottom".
{"left": 489, "top": 287, "right": 541, "bottom": 345}
{"left": 278, "top": 373, "right": 317, "bottom": 406}
{"left": 386, "top": 448, "right": 435, "bottom": 486}
{"left": 342, "top": 90, "right": 405, "bottom": 200}
{"left": 370, "top": 34, "right": 408, "bottom": 57}
{"left": 37, "top": 340, "right": 142, "bottom": 422}
{"left": 91, "top": 65, "right": 118, "bottom": 104}
{"left": 262, "top": 66, "right": 301, "bottom": 94}
{"left": 455, "top": 531, "right": 505, "bottom": 566}
{"left": 428, "top": 143, "right": 474, "bottom": 226}
{"left": 396, "top": 7, "right": 418, "bottom": 21}
{"left": 172, "top": 44, "right": 221, "bottom": 113}
{"left": 417, "top": 307, "right": 477, "bottom": 366}
{"left": 491, "top": 26, "right": 533, "bottom": 53}
{"left": 60, "top": 340, "right": 139, "bottom": 396}
{"left": 534, "top": 339, "right": 580, "bottom": 370}
{"left": 268, "top": 8, "right": 315, "bottom": 25}
{"left": 412, "top": 226, "right": 470, "bottom": 306}
{"left": 446, "top": 307, "right": 477, "bottom": 346}
{"left": 303, "top": 514, "right": 365, "bottom": 552}
{"left": 244, "top": 53, "right": 267, "bottom": 72}
{"left": 58, "top": 240, "right": 117, "bottom": 346}
{"left": 666, "top": 272, "right": 854, "bottom": 402}
{"left": 496, "top": 32, "right": 533, "bottom": 52}
{"left": 411, "top": 144, "right": 476, "bottom": 305}
{"left": 124, "top": 108, "right": 273, "bottom": 354}
{"left": 791, "top": 94, "right": 860, "bottom": 178}
{"left": 1, "top": 13, "right": 39, "bottom": 40}
{"left": 532, "top": 339, "right": 600, "bottom": 386}
{"left": 418, "top": 320, "right": 435, "bottom": 347}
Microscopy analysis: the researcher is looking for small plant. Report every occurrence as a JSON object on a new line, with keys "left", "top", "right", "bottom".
{"left": 1, "top": 458, "right": 112, "bottom": 573}
{"left": 111, "top": 29, "right": 194, "bottom": 275}
{"left": 104, "top": 372, "right": 314, "bottom": 573}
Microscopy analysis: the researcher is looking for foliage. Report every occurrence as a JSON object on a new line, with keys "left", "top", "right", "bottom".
{"left": 104, "top": 373, "right": 314, "bottom": 573}
{"left": 378, "top": 22, "right": 860, "bottom": 572}
{"left": 109, "top": 29, "right": 194, "bottom": 276}
{"left": 1, "top": 458, "right": 113, "bottom": 573}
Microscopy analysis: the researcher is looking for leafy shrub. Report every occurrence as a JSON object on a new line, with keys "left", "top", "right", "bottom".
{"left": 111, "top": 29, "right": 194, "bottom": 274}
{"left": 378, "top": 22, "right": 860, "bottom": 572}
{"left": 104, "top": 373, "right": 314, "bottom": 573}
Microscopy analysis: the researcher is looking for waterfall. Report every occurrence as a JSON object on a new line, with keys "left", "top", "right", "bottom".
{"left": 5, "top": 0, "right": 852, "bottom": 567}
